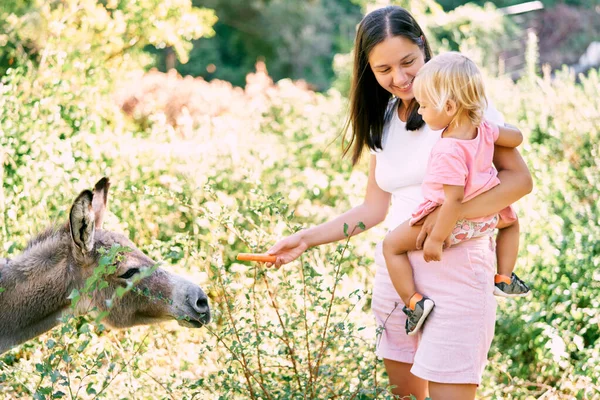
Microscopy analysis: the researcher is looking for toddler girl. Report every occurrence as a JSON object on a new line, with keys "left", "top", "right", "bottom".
{"left": 382, "top": 52, "right": 530, "bottom": 336}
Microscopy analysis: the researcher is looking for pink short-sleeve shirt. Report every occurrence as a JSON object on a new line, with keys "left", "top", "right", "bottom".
{"left": 410, "top": 120, "right": 514, "bottom": 224}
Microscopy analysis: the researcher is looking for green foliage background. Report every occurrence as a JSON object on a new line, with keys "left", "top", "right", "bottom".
{"left": 0, "top": 0, "right": 599, "bottom": 399}
{"left": 437, "top": 0, "right": 600, "bottom": 10}
{"left": 162, "top": 0, "right": 363, "bottom": 90}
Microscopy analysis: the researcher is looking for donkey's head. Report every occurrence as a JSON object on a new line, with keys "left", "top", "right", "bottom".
{"left": 0, "top": 178, "right": 209, "bottom": 354}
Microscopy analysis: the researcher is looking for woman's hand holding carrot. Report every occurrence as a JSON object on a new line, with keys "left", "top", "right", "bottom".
{"left": 265, "top": 232, "right": 309, "bottom": 268}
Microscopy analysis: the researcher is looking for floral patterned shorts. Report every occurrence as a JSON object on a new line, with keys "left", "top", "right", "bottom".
{"left": 449, "top": 215, "right": 499, "bottom": 246}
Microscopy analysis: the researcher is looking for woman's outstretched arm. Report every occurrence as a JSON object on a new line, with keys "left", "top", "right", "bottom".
{"left": 267, "top": 155, "right": 391, "bottom": 267}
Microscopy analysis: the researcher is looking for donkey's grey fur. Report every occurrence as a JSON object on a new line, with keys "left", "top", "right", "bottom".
{"left": 0, "top": 178, "right": 210, "bottom": 354}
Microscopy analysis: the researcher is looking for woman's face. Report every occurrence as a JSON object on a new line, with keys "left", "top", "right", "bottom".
{"left": 368, "top": 35, "right": 426, "bottom": 104}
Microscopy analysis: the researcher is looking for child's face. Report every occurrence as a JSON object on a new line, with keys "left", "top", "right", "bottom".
{"left": 415, "top": 94, "right": 454, "bottom": 131}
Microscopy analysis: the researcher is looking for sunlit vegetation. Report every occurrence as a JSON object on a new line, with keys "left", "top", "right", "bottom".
{"left": 0, "top": 1, "right": 598, "bottom": 398}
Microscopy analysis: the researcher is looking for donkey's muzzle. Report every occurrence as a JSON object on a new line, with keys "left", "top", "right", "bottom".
{"left": 186, "top": 286, "right": 211, "bottom": 326}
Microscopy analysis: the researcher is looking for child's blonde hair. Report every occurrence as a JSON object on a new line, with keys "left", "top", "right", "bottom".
{"left": 413, "top": 52, "right": 487, "bottom": 127}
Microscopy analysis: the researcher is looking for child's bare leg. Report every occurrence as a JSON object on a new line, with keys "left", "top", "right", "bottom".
{"left": 494, "top": 216, "right": 530, "bottom": 297}
{"left": 495, "top": 217, "right": 520, "bottom": 277}
{"left": 384, "top": 220, "right": 436, "bottom": 335}
{"left": 382, "top": 220, "right": 423, "bottom": 306}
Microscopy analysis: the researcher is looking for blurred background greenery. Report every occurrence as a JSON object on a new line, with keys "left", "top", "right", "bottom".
{"left": 0, "top": 0, "right": 599, "bottom": 399}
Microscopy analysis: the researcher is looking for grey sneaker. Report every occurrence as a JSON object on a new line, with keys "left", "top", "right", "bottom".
{"left": 402, "top": 297, "right": 435, "bottom": 336}
{"left": 494, "top": 273, "right": 531, "bottom": 298}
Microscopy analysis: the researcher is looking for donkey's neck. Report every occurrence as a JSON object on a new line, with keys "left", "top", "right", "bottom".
{"left": 0, "top": 227, "right": 79, "bottom": 354}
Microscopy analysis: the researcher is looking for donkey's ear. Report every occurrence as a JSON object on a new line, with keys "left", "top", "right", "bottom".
{"left": 69, "top": 190, "right": 95, "bottom": 253}
{"left": 92, "top": 177, "right": 110, "bottom": 229}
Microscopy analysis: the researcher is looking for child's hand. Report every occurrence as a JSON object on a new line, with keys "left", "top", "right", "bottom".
{"left": 415, "top": 207, "right": 439, "bottom": 249}
{"left": 423, "top": 238, "right": 443, "bottom": 262}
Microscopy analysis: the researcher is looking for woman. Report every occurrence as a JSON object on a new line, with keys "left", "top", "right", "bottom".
{"left": 266, "top": 6, "right": 532, "bottom": 399}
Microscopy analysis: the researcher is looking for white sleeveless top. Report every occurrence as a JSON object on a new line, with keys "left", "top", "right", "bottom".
{"left": 373, "top": 100, "right": 505, "bottom": 230}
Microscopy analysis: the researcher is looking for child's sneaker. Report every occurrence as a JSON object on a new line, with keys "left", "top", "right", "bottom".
{"left": 494, "top": 273, "right": 531, "bottom": 298}
{"left": 402, "top": 295, "right": 435, "bottom": 336}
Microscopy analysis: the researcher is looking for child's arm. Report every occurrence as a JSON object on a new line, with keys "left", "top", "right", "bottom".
{"left": 495, "top": 124, "right": 523, "bottom": 148}
{"left": 422, "top": 185, "right": 464, "bottom": 262}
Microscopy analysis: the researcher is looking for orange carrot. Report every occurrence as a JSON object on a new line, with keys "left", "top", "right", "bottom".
{"left": 236, "top": 253, "right": 277, "bottom": 263}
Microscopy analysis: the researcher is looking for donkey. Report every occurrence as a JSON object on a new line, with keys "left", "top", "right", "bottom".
{"left": 0, "top": 177, "right": 210, "bottom": 354}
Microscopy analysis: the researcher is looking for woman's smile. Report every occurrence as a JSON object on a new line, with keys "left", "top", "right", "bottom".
{"left": 393, "top": 76, "right": 415, "bottom": 92}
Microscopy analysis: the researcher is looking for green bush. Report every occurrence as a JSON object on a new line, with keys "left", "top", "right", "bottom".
{"left": 482, "top": 61, "right": 600, "bottom": 398}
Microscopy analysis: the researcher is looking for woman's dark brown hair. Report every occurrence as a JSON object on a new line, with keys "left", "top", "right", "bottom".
{"left": 343, "top": 6, "right": 433, "bottom": 166}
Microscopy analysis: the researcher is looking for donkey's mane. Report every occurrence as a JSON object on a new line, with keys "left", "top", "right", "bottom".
{"left": 24, "top": 224, "right": 68, "bottom": 251}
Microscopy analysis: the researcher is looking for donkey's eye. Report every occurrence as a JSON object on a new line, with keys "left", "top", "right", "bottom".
{"left": 119, "top": 268, "right": 140, "bottom": 280}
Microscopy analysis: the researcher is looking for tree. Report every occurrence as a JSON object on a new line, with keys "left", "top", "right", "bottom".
{"left": 156, "top": 0, "right": 362, "bottom": 90}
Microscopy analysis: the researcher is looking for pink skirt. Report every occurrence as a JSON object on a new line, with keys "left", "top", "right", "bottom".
{"left": 371, "top": 235, "right": 497, "bottom": 384}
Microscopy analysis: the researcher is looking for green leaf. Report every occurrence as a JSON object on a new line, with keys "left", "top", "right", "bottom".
{"left": 67, "top": 288, "right": 80, "bottom": 300}
{"left": 86, "top": 384, "right": 97, "bottom": 395}
{"left": 115, "top": 286, "right": 128, "bottom": 298}
{"left": 343, "top": 223, "right": 349, "bottom": 237}
{"left": 78, "top": 323, "right": 90, "bottom": 334}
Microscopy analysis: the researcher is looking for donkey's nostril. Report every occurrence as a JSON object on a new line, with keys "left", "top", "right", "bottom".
{"left": 188, "top": 287, "right": 210, "bottom": 324}
{"left": 196, "top": 296, "right": 208, "bottom": 312}
{"left": 195, "top": 296, "right": 211, "bottom": 324}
